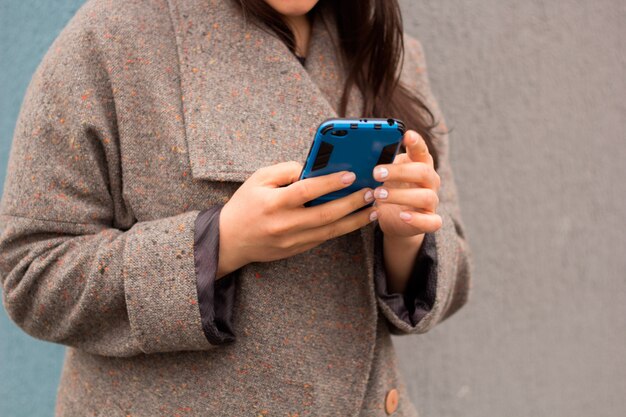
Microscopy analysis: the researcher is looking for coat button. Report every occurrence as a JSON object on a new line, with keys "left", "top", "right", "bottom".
{"left": 384, "top": 388, "right": 399, "bottom": 414}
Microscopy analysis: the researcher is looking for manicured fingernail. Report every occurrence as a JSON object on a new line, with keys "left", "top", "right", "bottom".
{"left": 374, "top": 167, "right": 388, "bottom": 179}
{"left": 399, "top": 211, "right": 412, "bottom": 221}
{"left": 364, "top": 190, "right": 374, "bottom": 202}
{"left": 369, "top": 211, "right": 378, "bottom": 221}
{"left": 341, "top": 172, "right": 356, "bottom": 184}
{"left": 374, "top": 187, "right": 388, "bottom": 199}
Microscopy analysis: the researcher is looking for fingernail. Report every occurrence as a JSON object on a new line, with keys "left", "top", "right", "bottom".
{"left": 341, "top": 172, "right": 356, "bottom": 184}
{"left": 374, "top": 187, "right": 388, "bottom": 199}
{"left": 364, "top": 190, "right": 374, "bottom": 202}
{"left": 408, "top": 131, "right": 418, "bottom": 145}
{"left": 374, "top": 167, "right": 388, "bottom": 179}
{"left": 369, "top": 211, "right": 378, "bottom": 221}
{"left": 399, "top": 212, "right": 412, "bottom": 221}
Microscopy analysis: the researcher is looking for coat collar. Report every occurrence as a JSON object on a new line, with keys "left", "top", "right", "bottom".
{"left": 166, "top": 0, "right": 364, "bottom": 183}
{"left": 167, "top": 0, "right": 378, "bottom": 316}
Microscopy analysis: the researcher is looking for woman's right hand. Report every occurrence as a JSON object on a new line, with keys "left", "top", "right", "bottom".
{"left": 216, "top": 160, "right": 378, "bottom": 279}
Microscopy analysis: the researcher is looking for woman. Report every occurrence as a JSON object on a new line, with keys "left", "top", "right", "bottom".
{"left": 0, "top": 0, "right": 472, "bottom": 415}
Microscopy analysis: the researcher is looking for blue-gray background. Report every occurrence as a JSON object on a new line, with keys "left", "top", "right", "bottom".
{"left": 1, "top": 1, "right": 625, "bottom": 416}
{"left": 1, "top": 2, "right": 86, "bottom": 416}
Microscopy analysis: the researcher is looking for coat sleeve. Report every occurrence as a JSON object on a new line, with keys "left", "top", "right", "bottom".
{"left": 374, "top": 35, "right": 474, "bottom": 335}
{"left": 0, "top": 6, "right": 234, "bottom": 357}
{"left": 373, "top": 228, "right": 438, "bottom": 328}
{"left": 193, "top": 205, "right": 238, "bottom": 345}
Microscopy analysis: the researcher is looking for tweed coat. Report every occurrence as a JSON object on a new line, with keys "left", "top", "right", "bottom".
{"left": 0, "top": 0, "right": 473, "bottom": 415}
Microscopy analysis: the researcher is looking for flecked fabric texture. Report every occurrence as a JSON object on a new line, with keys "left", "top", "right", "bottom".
{"left": 193, "top": 202, "right": 439, "bottom": 345}
{"left": 0, "top": 0, "right": 473, "bottom": 415}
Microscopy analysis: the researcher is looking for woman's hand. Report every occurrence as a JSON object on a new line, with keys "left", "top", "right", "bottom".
{"left": 372, "top": 130, "right": 442, "bottom": 239}
{"left": 217, "top": 161, "right": 378, "bottom": 278}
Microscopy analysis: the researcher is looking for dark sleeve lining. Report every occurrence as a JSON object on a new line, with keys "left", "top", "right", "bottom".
{"left": 194, "top": 204, "right": 238, "bottom": 344}
{"left": 373, "top": 221, "right": 438, "bottom": 327}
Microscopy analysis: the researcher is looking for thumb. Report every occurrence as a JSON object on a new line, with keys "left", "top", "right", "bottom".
{"left": 256, "top": 160, "right": 303, "bottom": 187}
{"left": 404, "top": 130, "right": 434, "bottom": 168}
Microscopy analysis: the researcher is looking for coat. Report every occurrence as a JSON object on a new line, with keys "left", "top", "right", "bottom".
{"left": 0, "top": 0, "right": 473, "bottom": 415}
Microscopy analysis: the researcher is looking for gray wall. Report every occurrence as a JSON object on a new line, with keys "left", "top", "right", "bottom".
{"left": 0, "top": 1, "right": 624, "bottom": 416}
{"left": 396, "top": 0, "right": 626, "bottom": 416}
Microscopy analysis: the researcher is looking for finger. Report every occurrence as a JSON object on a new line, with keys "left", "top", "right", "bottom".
{"left": 289, "top": 188, "right": 374, "bottom": 231}
{"left": 403, "top": 130, "right": 434, "bottom": 168}
{"left": 391, "top": 152, "right": 410, "bottom": 164}
{"left": 299, "top": 206, "right": 378, "bottom": 244}
{"left": 373, "top": 187, "right": 439, "bottom": 213}
{"left": 397, "top": 210, "right": 442, "bottom": 233}
{"left": 372, "top": 162, "right": 440, "bottom": 189}
{"left": 257, "top": 160, "right": 303, "bottom": 187}
{"left": 277, "top": 170, "right": 357, "bottom": 208}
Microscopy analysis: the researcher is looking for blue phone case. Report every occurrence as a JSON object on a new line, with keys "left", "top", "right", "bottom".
{"left": 298, "top": 117, "right": 406, "bottom": 208}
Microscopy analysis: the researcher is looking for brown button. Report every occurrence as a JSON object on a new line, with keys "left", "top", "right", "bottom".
{"left": 385, "top": 388, "right": 399, "bottom": 414}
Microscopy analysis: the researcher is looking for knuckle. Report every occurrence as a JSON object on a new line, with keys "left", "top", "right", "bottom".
{"left": 261, "top": 193, "right": 280, "bottom": 213}
{"left": 361, "top": 210, "right": 374, "bottom": 227}
{"left": 325, "top": 224, "right": 340, "bottom": 241}
{"left": 396, "top": 163, "right": 407, "bottom": 179}
{"left": 255, "top": 165, "right": 270, "bottom": 178}
{"left": 429, "top": 215, "right": 443, "bottom": 232}
{"left": 397, "top": 163, "right": 409, "bottom": 179}
{"left": 318, "top": 207, "right": 335, "bottom": 225}
{"left": 249, "top": 170, "right": 262, "bottom": 183}
{"left": 265, "top": 220, "right": 285, "bottom": 237}
{"left": 277, "top": 236, "right": 295, "bottom": 250}
{"left": 426, "top": 189, "right": 439, "bottom": 209}
{"left": 288, "top": 160, "right": 302, "bottom": 170}
{"left": 433, "top": 171, "right": 441, "bottom": 188}
{"left": 296, "top": 181, "right": 313, "bottom": 202}
{"left": 429, "top": 168, "right": 439, "bottom": 186}
{"left": 264, "top": 222, "right": 279, "bottom": 237}
{"left": 417, "top": 163, "right": 430, "bottom": 179}
{"left": 287, "top": 160, "right": 303, "bottom": 176}
{"left": 356, "top": 189, "right": 372, "bottom": 207}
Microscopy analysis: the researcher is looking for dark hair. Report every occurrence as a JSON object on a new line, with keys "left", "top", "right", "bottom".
{"left": 233, "top": 0, "right": 444, "bottom": 170}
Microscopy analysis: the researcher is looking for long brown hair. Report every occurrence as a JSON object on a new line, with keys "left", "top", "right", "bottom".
{"left": 233, "top": 0, "right": 444, "bottom": 170}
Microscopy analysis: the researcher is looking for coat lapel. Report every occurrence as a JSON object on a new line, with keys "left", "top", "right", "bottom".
{"left": 166, "top": 0, "right": 377, "bottom": 316}
{"left": 166, "top": 0, "right": 363, "bottom": 183}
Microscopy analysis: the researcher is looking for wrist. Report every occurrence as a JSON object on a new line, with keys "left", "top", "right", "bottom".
{"left": 216, "top": 245, "right": 245, "bottom": 280}
{"left": 216, "top": 207, "right": 248, "bottom": 280}
{"left": 382, "top": 231, "right": 425, "bottom": 294}
{"left": 383, "top": 231, "right": 425, "bottom": 249}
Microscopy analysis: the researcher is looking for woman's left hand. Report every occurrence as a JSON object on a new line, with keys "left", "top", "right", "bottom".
{"left": 372, "top": 129, "right": 443, "bottom": 238}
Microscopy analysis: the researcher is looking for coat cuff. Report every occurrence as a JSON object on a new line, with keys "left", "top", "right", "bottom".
{"left": 373, "top": 221, "right": 437, "bottom": 328}
{"left": 123, "top": 210, "right": 224, "bottom": 354}
{"left": 194, "top": 204, "right": 238, "bottom": 345}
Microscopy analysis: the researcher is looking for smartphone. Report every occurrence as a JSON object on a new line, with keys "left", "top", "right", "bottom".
{"left": 298, "top": 117, "right": 406, "bottom": 208}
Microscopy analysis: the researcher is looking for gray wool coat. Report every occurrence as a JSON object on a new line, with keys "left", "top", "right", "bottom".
{"left": 0, "top": 0, "right": 473, "bottom": 415}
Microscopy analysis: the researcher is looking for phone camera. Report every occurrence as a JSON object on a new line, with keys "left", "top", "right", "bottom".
{"left": 331, "top": 129, "right": 348, "bottom": 137}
